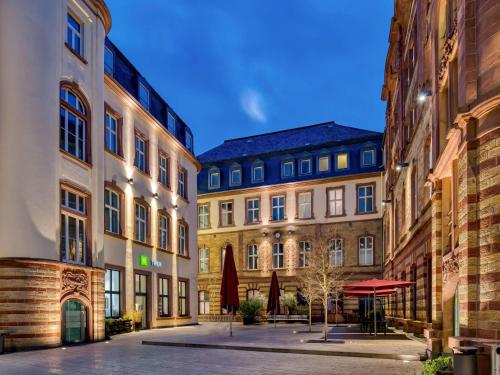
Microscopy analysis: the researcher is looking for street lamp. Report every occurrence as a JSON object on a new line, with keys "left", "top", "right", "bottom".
{"left": 395, "top": 162, "right": 409, "bottom": 172}
{"left": 417, "top": 89, "right": 432, "bottom": 103}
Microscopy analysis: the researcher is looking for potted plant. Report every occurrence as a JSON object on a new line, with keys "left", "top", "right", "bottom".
{"left": 238, "top": 296, "right": 264, "bottom": 325}
{"left": 282, "top": 293, "right": 297, "bottom": 316}
{"left": 422, "top": 355, "right": 452, "bottom": 375}
{"left": 123, "top": 310, "right": 143, "bottom": 331}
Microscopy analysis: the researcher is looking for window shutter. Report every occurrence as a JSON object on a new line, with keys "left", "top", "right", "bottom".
{"left": 145, "top": 140, "right": 150, "bottom": 174}
{"left": 117, "top": 118, "right": 123, "bottom": 156}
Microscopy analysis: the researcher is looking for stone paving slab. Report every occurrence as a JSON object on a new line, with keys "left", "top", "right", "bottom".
{"left": 143, "top": 322, "right": 426, "bottom": 361}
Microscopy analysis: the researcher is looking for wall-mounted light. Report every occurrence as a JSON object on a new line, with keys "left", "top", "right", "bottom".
{"left": 153, "top": 193, "right": 159, "bottom": 200}
{"left": 395, "top": 162, "right": 409, "bottom": 172}
{"left": 287, "top": 230, "right": 294, "bottom": 235}
{"left": 382, "top": 199, "right": 392, "bottom": 205}
{"left": 127, "top": 178, "right": 134, "bottom": 185}
{"left": 417, "top": 89, "right": 432, "bottom": 103}
{"left": 262, "top": 232, "right": 268, "bottom": 237}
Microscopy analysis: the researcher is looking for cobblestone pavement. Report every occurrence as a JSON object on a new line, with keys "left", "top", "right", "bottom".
{"left": 0, "top": 324, "right": 423, "bottom": 375}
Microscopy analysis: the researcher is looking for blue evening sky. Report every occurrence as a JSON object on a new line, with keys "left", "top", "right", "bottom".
{"left": 106, "top": 1, "right": 393, "bottom": 155}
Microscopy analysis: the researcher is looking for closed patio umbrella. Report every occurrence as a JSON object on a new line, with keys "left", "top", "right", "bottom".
{"left": 220, "top": 244, "right": 239, "bottom": 336}
{"left": 267, "top": 271, "right": 281, "bottom": 328}
{"left": 343, "top": 279, "right": 414, "bottom": 336}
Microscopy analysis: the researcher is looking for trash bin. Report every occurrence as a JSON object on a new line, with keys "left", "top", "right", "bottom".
{"left": 453, "top": 346, "right": 478, "bottom": 375}
{"left": 0, "top": 333, "right": 5, "bottom": 354}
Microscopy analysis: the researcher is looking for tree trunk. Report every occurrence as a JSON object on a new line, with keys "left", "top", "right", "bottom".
{"left": 308, "top": 301, "right": 312, "bottom": 332}
{"left": 324, "top": 298, "right": 328, "bottom": 342}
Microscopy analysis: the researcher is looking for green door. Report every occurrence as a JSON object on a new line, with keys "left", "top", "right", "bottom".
{"left": 63, "top": 300, "right": 87, "bottom": 343}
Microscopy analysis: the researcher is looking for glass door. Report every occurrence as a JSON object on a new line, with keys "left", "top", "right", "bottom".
{"left": 135, "top": 274, "right": 148, "bottom": 329}
{"left": 63, "top": 300, "right": 86, "bottom": 343}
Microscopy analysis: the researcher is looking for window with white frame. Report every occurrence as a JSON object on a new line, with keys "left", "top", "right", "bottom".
{"left": 158, "top": 214, "right": 169, "bottom": 250}
{"left": 220, "top": 201, "right": 233, "bottom": 226}
{"left": 297, "top": 191, "right": 312, "bottom": 219}
{"left": 246, "top": 198, "right": 260, "bottom": 224}
{"left": 300, "top": 158, "right": 312, "bottom": 175}
{"left": 178, "top": 168, "right": 187, "bottom": 199}
{"left": 66, "top": 13, "right": 83, "bottom": 56}
{"left": 359, "top": 236, "right": 374, "bottom": 266}
{"left": 247, "top": 244, "right": 258, "bottom": 270}
{"left": 60, "top": 87, "right": 87, "bottom": 161}
{"left": 282, "top": 160, "right": 294, "bottom": 178}
{"left": 167, "top": 112, "right": 176, "bottom": 134}
{"left": 272, "top": 243, "right": 284, "bottom": 269}
{"left": 208, "top": 169, "right": 220, "bottom": 189}
{"left": 105, "top": 269, "right": 120, "bottom": 318}
{"left": 199, "top": 248, "right": 209, "bottom": 273}
{"left": 159, "top": 277, "right": 170, "bottom": 317}
{"left": 271, "top": 195, "right": 285, "bottom": 221}
{"left": 199, "top": 291, "right": 210, "bottom": 315}
{"left": 104, "top": 46, "right": 114, "bottom": 74}
{"left": 358, "top": 184, "right": 374, "bottom": 213}
{"left": 138, "top": 82, "right": 149, "bottom": 110}
{"left": 60, "top": 188, "right": 87, "bottom": 264}
{"left": 247, "top": 289, "right": 260, "bottom": 300}
{"left": 134, "top": 135, "right": 146, "bottom": 172}
{"left": 318, "top": 155, "right": 330, "bottom": 172}
{"left": 298, "top": 241, "right": 311, "bottom": 267}
{"left": 328, "top": 188, "right": 344, "bottom": 216}
{"left": 361, "top": 149, "right": 376, "bottom": 166}
{"left": 198, "top": 204, "right": 209, "bottom": 229}
{"left": 329, "top": 239, "right": 343, "bottom": 266}
{"left": 105, "top": 112, "right": 118, "bottom": 153}
{"left": 336, "top": 152, "right": 349, "bottom": 170}
{"left": 178, "top": 280, "right": 188, "bottom": 316}
{"left": 159, "top": 154, "right": 169, "bottom": 186}
{"left": 178, "top": 223, "right": 186, "bottom": 255}
{"left": 104, "top": 189, "right": 119, "bottom": 234}
{"left": 252, "top": 164, "right": 264, "bottom": 182}
{"left": 135, "top": 203, "right": 147, "bottom": 243}
{"left": 230, "top": 167, "right": 242, "bottom": 186}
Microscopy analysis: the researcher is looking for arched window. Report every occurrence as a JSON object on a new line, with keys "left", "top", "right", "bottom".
{"left": 246, "top": 289, "right": 260, "bottom": 300}
{"left": 60, "top": 83, "right": 90, "bottom": 162}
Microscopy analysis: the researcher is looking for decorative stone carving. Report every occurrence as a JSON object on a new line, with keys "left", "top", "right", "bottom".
{"left": 62, "top": 269, "right": 89, "bottom": 297}
{"left": 438, "top": 20, "right": 458, "bottom": 87}
{"left": 442, "top": 251, "right": 459, "bottom": 282}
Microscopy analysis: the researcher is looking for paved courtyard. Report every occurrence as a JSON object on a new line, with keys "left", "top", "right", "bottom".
{"left": 0, "top": 323, "right": 424, "bottom": 375}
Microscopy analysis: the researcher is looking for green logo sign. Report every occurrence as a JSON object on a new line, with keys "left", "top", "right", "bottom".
{"left": 139, "top": 255, "right": 149, "bottom": 267}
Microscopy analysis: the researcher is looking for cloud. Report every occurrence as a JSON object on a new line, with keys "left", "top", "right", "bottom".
{"left": 240, "top": 89, "right": 267, "bottom": 123}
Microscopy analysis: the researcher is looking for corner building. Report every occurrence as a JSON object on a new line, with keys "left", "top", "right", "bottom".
{"left": 197, "top": 122, "right": 384, "bottom": 320}
{"left": 381, "top": 0, "right": 500, "bottom": 360}
{"left": 0, "top": 0, "right": 199, "bottom": 351}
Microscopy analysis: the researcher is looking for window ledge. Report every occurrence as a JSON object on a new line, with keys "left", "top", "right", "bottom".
{"left": 104, "top": 231, "right": 127, "bottom": 241}
{"left": 295, "top": 216, "right": 315, "bottom": 221}
{"left": 244, "top": 221, "right": 262, "bottom": 226}
{"left": 60, "top": 149, "right": 92, "bottom": 169}
{"left": 65, "top": 43, "right": 88, "bottom": 64}
{"left": 269, "top": 219, "right": 287, "bottom": 223}
{"left": 158, "top": 182, "right": 172, "bottom": 192}
{"left": 325, "top": 213, "right": 347, "bottom": 218}
{"left": 157, "top": 316, "right": 174, "bottom": 321}
{"left": 157, "top": 248, "right": 174, "bottom": 255}
{"left": 218, "top": 224, "right": 236, "bottom": 228}
{"left": 198, "top": 226, "right": 212, "bottom": 230}
{"left": 177, "top": 254, "right": 191, "bottom": 260}
{"left": 177, "top": 196, "right": 190, "bottom": 204}
{"left": 355, "top": 210, "right": 378, "bottom": 215}
{"left": 133, "top": 166, "right": 151, "bottom": 179}
{"left": 132, "top": 239, "right": 153, "bottom": 248}
{"left": 105, "top": 148, "right": 125, "bottom": 161}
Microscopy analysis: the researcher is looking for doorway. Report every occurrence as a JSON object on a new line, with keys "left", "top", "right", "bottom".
{"left": 62, "top": 299, "right": 87, "bottom": 344}
{"left": 135, "top": 273, "right": 148, "bottom": 329}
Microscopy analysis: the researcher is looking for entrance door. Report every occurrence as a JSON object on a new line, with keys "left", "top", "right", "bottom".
{"left": 135, "top": 274, "right": 148, "bottom": 329}
{"left": 63, "top": 300, "right": 87, "bottom": 343}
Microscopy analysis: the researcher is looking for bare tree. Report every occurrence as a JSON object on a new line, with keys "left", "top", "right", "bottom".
{"left": 297, "top": 269, "right": 318, "bottom": 332}
{"left": 307, "top": 232, "right": 350, "bottom": 342}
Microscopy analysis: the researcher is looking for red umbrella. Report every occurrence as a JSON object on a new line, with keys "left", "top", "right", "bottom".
{"left": 343, "top": 279, "right": 414, "bottom": 335}
{"left": 220, "top": 244, "right": 239, "bottom": 336}
{"left": 267, "top": 271, "right": 281, "bottom": 327}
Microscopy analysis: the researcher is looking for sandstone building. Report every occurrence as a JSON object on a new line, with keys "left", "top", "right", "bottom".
{"left": 0, "top": 0, "right": 199, "bottom": 351}
{"left": 197, "top": 122, "right": 384, "bottom": 320}
{"left": 381, "top": 0, "right": 499, "bottom": 359}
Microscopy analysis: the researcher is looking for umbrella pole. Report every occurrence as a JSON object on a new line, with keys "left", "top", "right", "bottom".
{"left": 274, "top": 307, "right": 276, "bottom": 328}
{"left": 374, "top": 288, "right": 377, "bottom": 336}
{"left": 230, "top": 306, "right": 233, "bottom": 337}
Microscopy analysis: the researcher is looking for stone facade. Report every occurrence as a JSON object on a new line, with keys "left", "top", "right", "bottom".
{"left": 381, "top": 0, "right": 500, "bottom": 367}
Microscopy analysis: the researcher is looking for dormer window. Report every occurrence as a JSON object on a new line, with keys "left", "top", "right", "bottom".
{"left": 138, "top": 82, "right": 149, "bottom": 110}
{"left": 208, "top": 168, "right": 220, "bottom": 189}
{"left": 167, "top": 112, "right": 176, "bottom": 134}
{"left": 252, "top": 162, "right": 264, "bottom": 183}
{"left": 185, "top": 131, "right": 193, "bottom": 152}
{"left": 299, "top": 158, "right": 312, "bottom": 175}
{"left": 229, "top": 165, "right": 242, "bottom": 187}
{"left": 335, "top": 152, "right": 349, "bottom": 170}
{"left": 104, "top": 46, "right": 114, "bottom": 74}
{"left": 282, "top": 160, "right": 294, "bottom": 178}
{"left": 361, "top": 149, "right": 376, "bottom": 166}
{"left": 317, "top": 155, "right": 330, "bottom": 173}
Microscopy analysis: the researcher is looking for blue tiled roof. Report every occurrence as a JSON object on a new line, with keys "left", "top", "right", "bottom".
{"left": 197, "top": 122, "right": 383, "bottom": 195}
{"left": 198, "top": 121, "right": 381, "bottom": 164}
{"left": 104, "top": 38, "right": 194, "bottom": 154}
